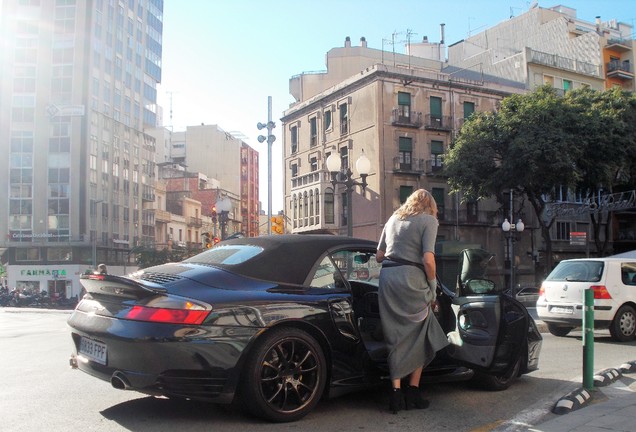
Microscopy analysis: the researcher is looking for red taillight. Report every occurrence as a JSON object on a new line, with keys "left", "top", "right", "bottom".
{"left": 538, "top": 285, "right": 545, "bottom": 297}
{"left": 125, "top": 305, "right": 210, "bottom": 324}
{"left": 591, "top": 285, "right": 612, "bottom": 300}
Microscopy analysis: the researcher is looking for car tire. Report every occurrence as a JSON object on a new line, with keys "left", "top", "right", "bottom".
{"left": 547, "top": 323, "right": 574, "bottom": 337}
{"left": 472, "top": 356, "right": 521, "bottom": 391}
{"left": 241, "top": 327, "right": 327, "bottom": 422}
{"left": 609, "top": 305, "right": 636, "bottom": 342}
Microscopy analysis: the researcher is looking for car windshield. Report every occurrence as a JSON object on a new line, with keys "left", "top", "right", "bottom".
{"left": 184, "top": 244, "right": 264, "bottom": 266}
{"left": 546, "top": 261, "right": 604, "bottom": 282}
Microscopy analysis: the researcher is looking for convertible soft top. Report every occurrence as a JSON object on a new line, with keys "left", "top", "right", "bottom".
{"left": 188, "top": 234, "right": 377, "bottom": 285}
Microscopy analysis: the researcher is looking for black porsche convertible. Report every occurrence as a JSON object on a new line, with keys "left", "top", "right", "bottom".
{"left": 68, "top": 234, "right": 542, "bottom": 422}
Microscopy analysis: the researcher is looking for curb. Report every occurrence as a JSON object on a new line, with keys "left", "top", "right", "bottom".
{"left": 552, "top": 387, "right": 593, "bottom": 414}
{"left": 594, "top": 368, "right": 622, "bottom": 387}
{"left": 552, "top": 361, "right": 636, "bottom": 415}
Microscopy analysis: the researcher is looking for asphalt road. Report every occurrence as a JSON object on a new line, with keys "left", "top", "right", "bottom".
{"left": 1, "top": 308, "right": 634, "bottom": 432}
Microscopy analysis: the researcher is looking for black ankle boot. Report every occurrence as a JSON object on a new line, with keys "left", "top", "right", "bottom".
{"left": 404, "top": 385, "right": 430, "bottom": 410}
{"left": 389, "top": 387, "right": 405, "bottom": 414}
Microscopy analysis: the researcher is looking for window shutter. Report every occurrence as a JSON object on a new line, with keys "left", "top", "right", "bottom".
{"left": 430, "top": 96, "right": 442, "bottom": 117}
{"left": 431, "top": 140, "right": 444, "bottom": 154}
{"left": 398, "top": 92, "right": 411, "bottom": 105}
{"left": 399, "top": 136, "right": 412, "bottom": 151}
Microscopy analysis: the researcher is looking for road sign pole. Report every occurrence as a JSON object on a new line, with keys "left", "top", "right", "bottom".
{"left": 582, "top": 288, "right": 594, "bottom": 391}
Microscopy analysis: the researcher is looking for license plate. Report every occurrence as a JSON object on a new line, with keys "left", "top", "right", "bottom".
{"left": 550, "top": 306, "right": 574, "bottom": 314}
{"left": 79, "top": 337, "right": 107, "bottom": 365}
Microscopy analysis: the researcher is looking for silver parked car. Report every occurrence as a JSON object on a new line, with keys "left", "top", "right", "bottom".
{"left": 536, "top": 257, "right": 636, "bottom": 341}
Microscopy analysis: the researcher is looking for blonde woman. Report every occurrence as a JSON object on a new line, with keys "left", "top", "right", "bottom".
{"left": 376, "top": 189, "right": 449, "bottom": 414}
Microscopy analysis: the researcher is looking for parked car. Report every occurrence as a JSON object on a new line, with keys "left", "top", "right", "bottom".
{"left": 505, "top": 286, "right": 540, "bottom": 308}
{"left": 68, "top": 235, "right": 542, "bottom": 422}
{"left": 536, "top": 257, "right": 636, "bottom": 341}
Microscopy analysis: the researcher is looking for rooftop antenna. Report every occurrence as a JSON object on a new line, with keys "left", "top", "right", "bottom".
{"left": 165, "top": 90, "right": 178, "bottom": 130}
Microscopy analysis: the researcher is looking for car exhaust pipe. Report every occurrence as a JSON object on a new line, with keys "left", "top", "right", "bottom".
{"left": 111, "top": 371, "right": 132, "bottom": 390}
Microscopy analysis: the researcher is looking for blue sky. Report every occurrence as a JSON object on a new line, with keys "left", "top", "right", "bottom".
{"left": 158, "top": 0, "right": 636, "bottom": 211}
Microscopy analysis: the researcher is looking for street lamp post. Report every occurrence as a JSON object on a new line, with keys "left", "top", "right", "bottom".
{"left": 501, "top": 217, "right": 525, "bottom": 291}
{"left": 326, "top": 149, "right": 371, "bottom": 237}
{"left": 257, "top": 96, "right": 276, "bottom": 235}
{"left": 91, "top": 200, "right": 104, "bottom": 270}
{"left": 215, "top": 196, "right": 232, "bottom": 240}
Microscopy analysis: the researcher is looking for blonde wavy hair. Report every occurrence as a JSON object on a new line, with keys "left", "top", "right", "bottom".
{"left": 394, "top": 189, "right": 438, "bottom": 220}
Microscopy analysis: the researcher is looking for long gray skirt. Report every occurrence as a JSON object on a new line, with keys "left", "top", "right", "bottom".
{"left": 378, "top": 265, "right": 450, "bottom": 381}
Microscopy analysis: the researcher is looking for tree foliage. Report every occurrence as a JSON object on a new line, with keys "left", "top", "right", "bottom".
{"left": 445, "top": 85, "right": 636, "bottom": 270}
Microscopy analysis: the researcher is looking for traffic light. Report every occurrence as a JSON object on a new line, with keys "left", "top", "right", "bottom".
{"left": 213, "top": 236, "right": 221, "bottom": 244}
{"left": 271, "top": 215, "right": 284, "bottom": 234}
{"left": 211, "top": 206, "right": 217, "bottom": 223}
{"left": 202, "top": 232, "right": 212, "bottom": 248}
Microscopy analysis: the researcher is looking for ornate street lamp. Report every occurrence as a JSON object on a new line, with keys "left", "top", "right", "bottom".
{"left": 326, "top": 149, "right": 371, "bottom": 237}
{"left": 502, "top": 218, "right": 525, "bottom": 291}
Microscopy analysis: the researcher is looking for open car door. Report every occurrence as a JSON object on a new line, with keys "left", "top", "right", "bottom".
{"left": 444, "top": 249, "right": 528, "bottom": 376}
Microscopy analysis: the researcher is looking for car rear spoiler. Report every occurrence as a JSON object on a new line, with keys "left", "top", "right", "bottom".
{"left": 80, "top": 273, "right": 167, "bottom": 299}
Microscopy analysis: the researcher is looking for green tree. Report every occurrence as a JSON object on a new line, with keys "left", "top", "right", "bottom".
{"left": 566, "top": 87, "right": 636, "bottom": 256}
{"left": 445, "top": 85, "right": 582, "bottom": 272}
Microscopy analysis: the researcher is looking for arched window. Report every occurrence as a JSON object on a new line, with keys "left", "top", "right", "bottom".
{"left": 325, "top": 188, "right": 334, "bottom": 224}
{"left": 303, "top": 191, "right": 309, "bottom": 226}
{"left": 299, "top": 193, "right": 304, "bottom": 227}
{"left": 309, "top": 190, "right": 314, "bottom": 225}
{"left": 314, "top": 188, "right": 320, "bottom": 224}
{"left": 293, "top": 194, "right": 298, "bottom": 228}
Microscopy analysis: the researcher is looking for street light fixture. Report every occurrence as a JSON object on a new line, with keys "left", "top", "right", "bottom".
{"left": 215, "top": 196, "right": 232, "bottom": 240}
{"left": 501, "top": 217, "right": 524, "bottom": 291}
{"left": 326, "top": 149, "right": 371, "bottom": 237}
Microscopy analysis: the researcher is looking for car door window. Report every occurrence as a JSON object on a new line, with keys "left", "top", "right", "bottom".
{"left": 308, "top": 249, "right": 380, "bottom": 290}
{"left": 331, "top": 250, "right": 381, "bottom": 287}
{"left": 309, "top": 256, "right": 344, "bottom": 289}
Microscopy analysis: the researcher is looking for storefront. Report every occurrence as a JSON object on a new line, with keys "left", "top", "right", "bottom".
{"left": 6, "top": 265, "right": 84, "bottom": 300}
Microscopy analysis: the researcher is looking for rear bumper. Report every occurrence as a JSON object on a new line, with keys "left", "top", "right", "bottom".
{"left": 536, "top": 301, "right": 614, "bottom": 328}
{"left": 68, "top": 309, "right": 261, "bottom": 403}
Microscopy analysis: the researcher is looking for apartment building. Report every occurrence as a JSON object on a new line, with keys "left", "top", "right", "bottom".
{"left": 447, "top": 5, "right": 634, "bottom": 92}
{"left": 148, "top": 124, "right": 260, "bottom": 238}
{"left": 0, "top": 0, "right": 163, "bottom": 298}
{"left": 282, "top": 37, "right": 528, "bottom": 284}
{"left": 282, "top": 3, "right": 635, "bottom": 285}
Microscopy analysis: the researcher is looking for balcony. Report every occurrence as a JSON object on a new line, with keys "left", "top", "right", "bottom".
{"left": 606, "top": 61, "right": 634, "bottom": 80}
{"left": 153, "top": 209, "right": 171, "bottom": 223}
{"left": 391, "top": 108, "right": 422, "bottom": 128}
{"left": 425, "top": 160, "right": 444, "bottom": 176}
{"left": 392, "top": 157, "right": 425, "bottom": 175}
{"left": 527, "top": 48, "right": 602, "bottom": 78}
{"left": 440, "top": 209, "right": 501, "bottom": 226}
{"left": 424, "top": 114, "right": 452, "bottom": 131}
{"left": 188, "top": 217, "right": 203, "bottom": 228}
{"left": 606, "top": 38, "right": 633, "bottom": 53}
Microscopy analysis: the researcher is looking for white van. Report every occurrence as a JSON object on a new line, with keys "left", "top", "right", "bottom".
{"left": 536, "top": 257, "right": 636, "bottom": 341}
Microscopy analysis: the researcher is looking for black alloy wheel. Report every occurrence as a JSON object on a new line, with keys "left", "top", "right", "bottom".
{"left": 609, "top": 305, "right": 636, "bottom": 342}
{"left": 241, "top": 327, "right": 327, "bottom": 422}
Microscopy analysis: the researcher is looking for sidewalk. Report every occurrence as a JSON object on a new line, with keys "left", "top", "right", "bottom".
{"left": 527, "top": 363, "right": 636, "bottom": 432}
